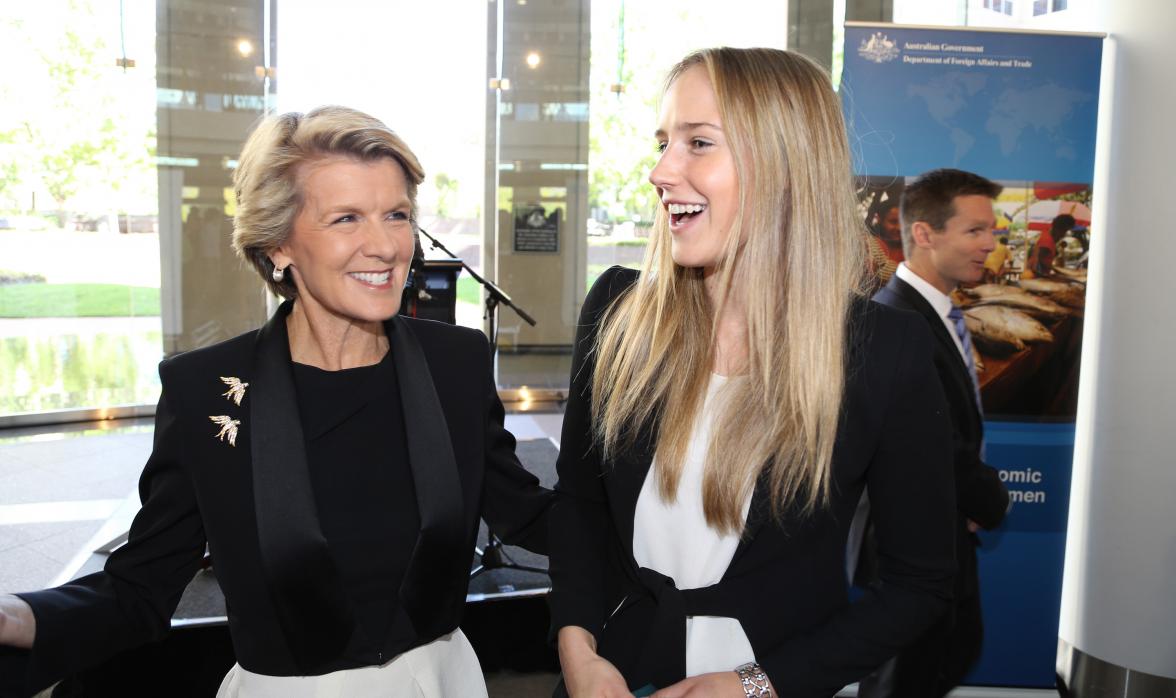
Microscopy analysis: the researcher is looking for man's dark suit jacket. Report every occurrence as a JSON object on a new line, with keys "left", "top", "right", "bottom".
{"left": 873, "top": 276, "right": 1009, "bottom": 575}
{"left": 547, "top": 266, "right": 958, "bottom": 698}
{"left": 0, "top": 301, "right": 551, "bottom": 697}
{"left": 867, "top": 274, "right": 1010, "bottom": 693}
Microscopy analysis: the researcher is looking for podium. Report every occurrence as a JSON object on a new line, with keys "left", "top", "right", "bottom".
{"left": 401, "top": 258, "right": 463, "bottom": 325}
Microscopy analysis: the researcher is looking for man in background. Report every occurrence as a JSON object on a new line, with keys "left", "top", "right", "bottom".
{"left": 860, "top": 168, "right": 1011, "bottom": 698}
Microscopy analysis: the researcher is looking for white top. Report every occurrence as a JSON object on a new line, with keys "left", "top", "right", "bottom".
{"left": 216, "top": 630, "right": 486, "bottom": 697}
{"left": 896, "top": 262, "right": 968, "bottom": 364}
{"left": 632, "top": 373, "right": 756, "bottom": 676}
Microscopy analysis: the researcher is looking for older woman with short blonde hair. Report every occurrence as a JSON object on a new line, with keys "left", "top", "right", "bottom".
{"left": 0, "top": 105, "right": 551, "bottom": 697}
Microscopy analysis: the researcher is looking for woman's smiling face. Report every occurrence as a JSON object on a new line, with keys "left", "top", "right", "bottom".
{"left": 649, "top": 64, "right": 740, "bottom": 272}
{"left": 271, "top": 155, "right": 415, "bottom": 326}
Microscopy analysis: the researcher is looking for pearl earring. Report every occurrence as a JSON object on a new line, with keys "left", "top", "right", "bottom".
{"left": 272, "top": 266, "right": 285, "bottom": 283}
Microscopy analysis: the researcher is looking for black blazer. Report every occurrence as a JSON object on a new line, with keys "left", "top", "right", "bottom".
{"left": 872, "top": 275, "right": 1009, "bottom": 595}
{"left": 873, "top": 275, "right": 1009, "bottom": 528}
{"left": 547, "top": 267, "right": 958, "bottom": 698}
{"left": 1, "top": 301, "right": 551, "bottom": 697}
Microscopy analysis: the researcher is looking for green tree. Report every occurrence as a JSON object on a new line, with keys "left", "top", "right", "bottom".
{"left": 588, "top": 2, "right": 711, "bottom": 225}
{"left": 0, "top": 130, "right": 22, "bottom": 208}
{"left": 37, "top": 21, "right": 106, "bottom": 215}
{"left": 2, "top": 2, "right": 156, "bottom": 220}
{"left": 434, "top": 172, "right": 459, "bottom": 218}
{"left": 589, "top": 85, "right": 660, "bottom": 224}
{"left": 40, "top": 123, "right": 117, "bottom": 212}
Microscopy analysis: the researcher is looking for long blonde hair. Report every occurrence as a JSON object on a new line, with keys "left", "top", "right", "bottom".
{"left": 591, "top": 48, "right": 867, "bottom": 534}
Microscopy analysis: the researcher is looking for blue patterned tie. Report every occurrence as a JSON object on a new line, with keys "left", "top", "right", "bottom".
{"left": 947, "top": 305, "right": 984, "bottom": 415}
{"left": 945, "top": 305, "right": 983, "bottom": 455}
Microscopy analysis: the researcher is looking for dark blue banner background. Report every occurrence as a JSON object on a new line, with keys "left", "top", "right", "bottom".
{"left": 842, "top": 26, "right": 1101, "bottom": 183}
{"left": 974, "top": 422, "right": 1074, "bottom": 685}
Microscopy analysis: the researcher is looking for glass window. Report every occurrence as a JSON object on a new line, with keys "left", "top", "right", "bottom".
{"left": 3, "top": 0, "right": 793, "bottom": 420}
{"left": 983, "top": 0, "right": 1015, "bottom": 15}
{"left": 0, "top": 1, "right": 161, "bottom": 416}
{"left": 154, "top": 0, "right": 272, "bottom": 357}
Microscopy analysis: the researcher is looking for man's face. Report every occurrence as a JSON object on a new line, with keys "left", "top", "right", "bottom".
{"left": 923, "top": 194, "right": 997, "bottom": 290}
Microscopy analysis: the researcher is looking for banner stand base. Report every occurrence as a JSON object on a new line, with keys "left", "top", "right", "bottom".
{"left": 1056, "top": 638, "right": 1176, "bottom": 698}
{"left": 837, "top": 684, "right": 1058, "bottom": 697}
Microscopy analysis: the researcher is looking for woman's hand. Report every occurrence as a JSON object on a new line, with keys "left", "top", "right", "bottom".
{"left": 0, "top": 594, "right": 35, "bottom": 648}
{"left": 558, "top": 625, "right": 631, "bottom": 697}
{"left": 652, "top": 670, "right": 768, "bottom": 697}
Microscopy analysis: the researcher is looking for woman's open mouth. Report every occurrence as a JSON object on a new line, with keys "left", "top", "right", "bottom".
{"left": 667, "top": 202, "right": 707, "bottom": 227}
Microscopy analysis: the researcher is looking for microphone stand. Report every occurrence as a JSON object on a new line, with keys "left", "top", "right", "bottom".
{"left": 414, "top": 227, "right": 545, "bottom": 580}
{"left": 415, "top": 227, "right": 536, "bottom": 346}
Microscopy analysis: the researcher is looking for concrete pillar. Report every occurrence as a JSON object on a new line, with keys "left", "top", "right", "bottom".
{"left": 845, "top": 0, "right": 893, "bottom": 24}
{"left": 789, "top": 0, "right": 835, "bottom": 68}
{"left": 483, "top": 0, "right": 589, "bottom": 368}
{"left": 156, "top": 0, "right": 270, "bottom": 355}
{"left": 1057, "top": 1, "right": 1176, "bottom": 694}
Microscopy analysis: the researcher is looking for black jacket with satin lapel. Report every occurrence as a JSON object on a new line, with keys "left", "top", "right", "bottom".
{"left": 2, "top": 302, "right": 551, "bottom": 697}
{"left": 250, "top": 305, "right": 353, "bottom": 668}
{"left": 548, "top": 266, "right": 958, "bottom": 698}
{"left": 873, "top": 275, "right": 1009, "bottom": 535}
{"left": 387, "top": 316, "right": 469, "bottom": 641}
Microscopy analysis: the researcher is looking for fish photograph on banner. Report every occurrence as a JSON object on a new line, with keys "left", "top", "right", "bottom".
{"left": 859, "top": 176, "right": 1091, "bottom": 418}
{"left": 841, "top": 23, "right": 1104, "bottom": 689}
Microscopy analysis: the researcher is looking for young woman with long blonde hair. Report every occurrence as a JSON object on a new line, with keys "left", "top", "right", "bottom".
{"left": 548, "top": 47, "right": 957, "bottom": 698}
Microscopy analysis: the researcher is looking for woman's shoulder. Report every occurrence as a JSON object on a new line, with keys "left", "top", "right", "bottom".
{"left": 583, "top": 265, "right": 640, "bottom": 314}
{"left": 852, "top": 295, "right": 925, "bottom": 338}
{"left": 592, "top": 264, "right": 640, "bottom": 294}
{"left": 145, "top": 330, "right": 260, "bottom": 421}
{"left": 398, "top": 315, "right": 489, "bottom": 355}
{"left": 847, "top": 296, "right": 935, "bottom": 378}
{"left": 159, "top": 328, "right": 258, "bottom": 380}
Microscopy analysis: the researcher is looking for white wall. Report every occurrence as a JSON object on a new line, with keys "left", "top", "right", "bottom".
{"left": 1058, "top": 0, "right": 1176, "bottom": 679}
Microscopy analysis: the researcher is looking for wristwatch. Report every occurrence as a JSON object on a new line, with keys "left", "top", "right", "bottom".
{"left": 735, "top": 662, "right": 772, "bottom": 697}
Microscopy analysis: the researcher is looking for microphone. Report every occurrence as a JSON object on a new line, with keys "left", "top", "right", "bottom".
{"left": 404, "top": 230, "right": 428, "bottom": 295}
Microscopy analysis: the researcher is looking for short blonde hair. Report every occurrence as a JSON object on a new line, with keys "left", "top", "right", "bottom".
{"left": 231, "top": 105, "right": 425, "bottom": 299}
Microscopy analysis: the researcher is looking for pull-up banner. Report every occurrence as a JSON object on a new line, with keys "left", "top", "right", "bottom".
{"left": 841, "top": 23, "right": 1103, "bottom": 688}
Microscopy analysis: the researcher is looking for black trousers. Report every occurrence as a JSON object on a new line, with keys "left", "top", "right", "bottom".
{"left": 857, "top": 584, "right": 983, "bottom": 698}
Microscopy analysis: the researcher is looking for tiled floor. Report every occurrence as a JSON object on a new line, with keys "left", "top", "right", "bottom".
{"left": 0, "top": 422, "right": 154, "bottom": 593}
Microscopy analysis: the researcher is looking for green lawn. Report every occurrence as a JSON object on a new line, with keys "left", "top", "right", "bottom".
{"left": 0, "top": 283, "right": 161, "bottom": 318}
{"left": 457, "top": 276, "right": 480, "bottom": 305}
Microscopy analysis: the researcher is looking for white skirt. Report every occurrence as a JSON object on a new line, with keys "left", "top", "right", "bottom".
{"left": 216, "top": 630, "right": 488, "bottom": 698}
